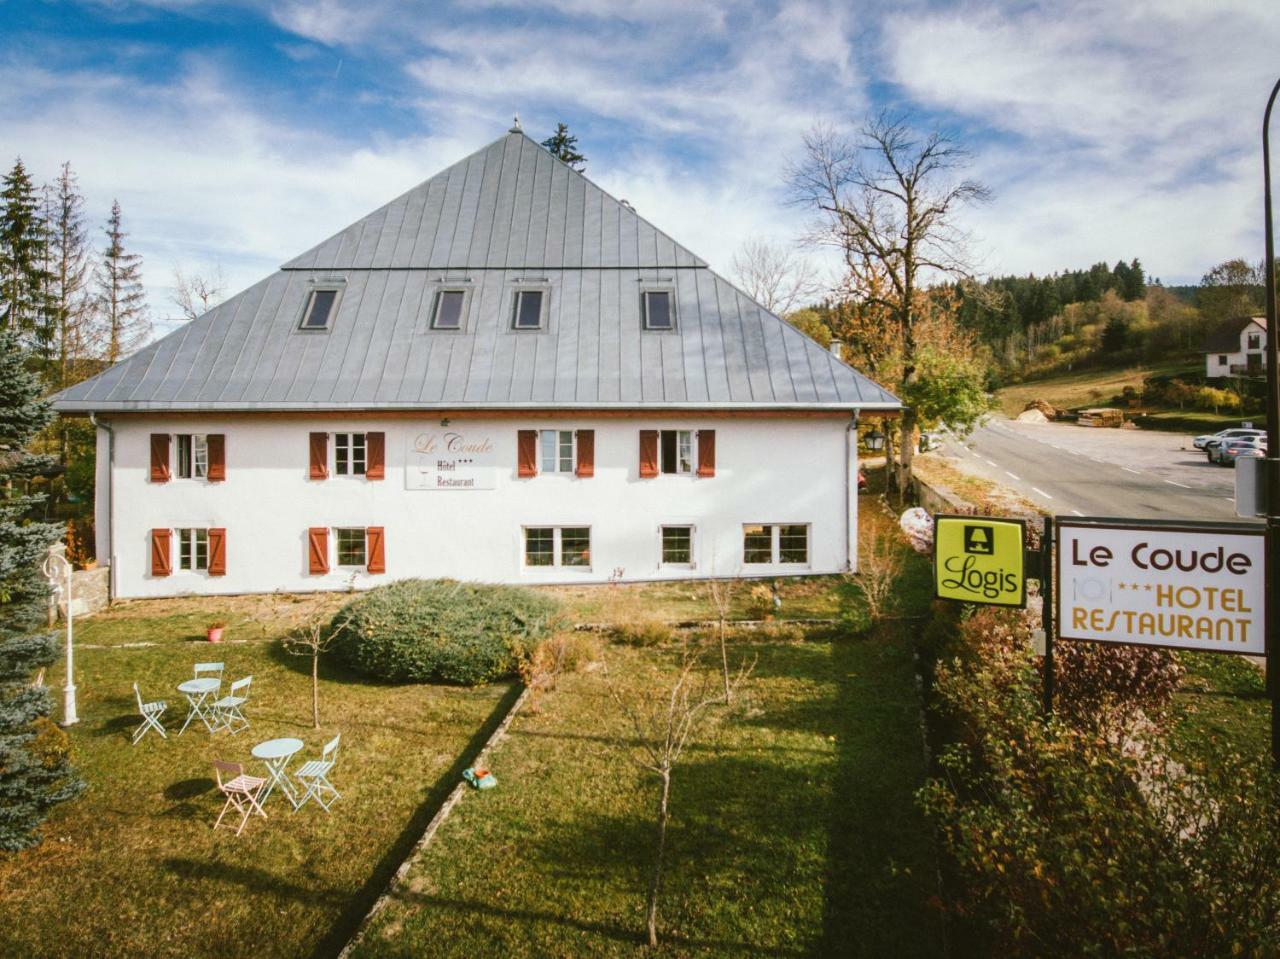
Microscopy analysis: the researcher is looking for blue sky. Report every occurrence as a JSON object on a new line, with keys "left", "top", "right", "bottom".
{"left": 3, "top": 0, "right": 1278, "bottom": 332}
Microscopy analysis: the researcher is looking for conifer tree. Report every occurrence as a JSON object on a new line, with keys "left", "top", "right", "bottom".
{"left": 96, "top": 200, "right": 149, "bottom": 362}
{"left": 0, "top": 159, "right": 52, "bottom": 348}
{"left": 541, "top": 123, "right": 587, "bottom": 171}
{"left": 45, "top": 163, "right": 96, "bottom": 389}
{"left": 0, "top": 329, "right": 83, "bottom": 850}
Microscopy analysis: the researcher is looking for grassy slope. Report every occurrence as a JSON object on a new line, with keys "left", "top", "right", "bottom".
{"left": 355, "top": 508, "right": 942, "bottom": 958}
{"left": 0, "top": 596, "right": 515, "bottom": 959}
{"left": 1168, "top": 652, "right": 1268, "bottom": 768}
{"left": 995, "top": 361, "right": 1195, "bottom": 417}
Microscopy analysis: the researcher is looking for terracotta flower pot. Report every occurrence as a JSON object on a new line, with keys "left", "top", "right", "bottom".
{"left": 207, "top": 627, "right": 224, "bottom": 643}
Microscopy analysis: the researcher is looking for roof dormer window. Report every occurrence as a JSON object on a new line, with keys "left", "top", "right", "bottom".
{"left": 298, "top": 287, "right": 341, "bottom": 331}
{"left": 431, "top": 289, "right": 467, "bottom": 330}
{"left": 513, "top": 289, "right": 545, "bottom": 330}
{"left": 643, "top": 290, "right": 675, "bottom": 331}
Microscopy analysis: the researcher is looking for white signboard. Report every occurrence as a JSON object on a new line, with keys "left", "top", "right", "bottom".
{"left": 1057, "top": 520, "right": 1266, "bottom": 654}
{"left": 405, "top": 430, "right": 496, "bottom": 491}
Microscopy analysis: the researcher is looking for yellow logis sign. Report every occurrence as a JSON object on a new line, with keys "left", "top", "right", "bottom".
{"left": 933, "top": 514, "right": 1027, "bottom": 607}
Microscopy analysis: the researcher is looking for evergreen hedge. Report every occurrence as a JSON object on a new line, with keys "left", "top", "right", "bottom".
{"left": 328, "top": 579, "right": 562, "bottom": 686}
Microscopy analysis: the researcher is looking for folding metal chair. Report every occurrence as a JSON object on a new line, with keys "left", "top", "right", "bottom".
{"left": 212, "top": 760, "right": 267, "bottom": 836}
{"left": 293, "top": 734, "right": 341, "bottom": 812}
{"left": 194, "top": 661, "right": 225, "bottom": 688}
{"left": 210, "top": 676, "right": 252, "bottom": 734}
{"left": 132, "top": 682, "right": 168, "bottom": 744}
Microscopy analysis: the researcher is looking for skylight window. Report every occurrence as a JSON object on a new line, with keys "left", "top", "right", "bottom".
{"left": 299, "top": 288, "right": 339, "bottom": 330}
{"left": 432, "top": 290, "right": 466, "bottom": 330}
{"left": 643, "top": 290, "right": 674, "bottom": 331}
{"left": 513, "top": 289, "right": 545, "bottom": 330}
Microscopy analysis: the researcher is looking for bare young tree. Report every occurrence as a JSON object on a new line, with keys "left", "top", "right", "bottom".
{"left": 789, "top": 113, "right": 989, "bottom": 494}
{"left": 850, "top": 513, "right": 904, "bottom": 624}
{"left": 606, "top": 646, "right": 750, "bottom": 948}
{"left": 705, "top": 549, "right": 741, "bottom": 703}
{"left": 282, "top": 617, "right": 340, "bottom": 729}
{"left": 172, "top": 263, "right": 226, "bottom": 321}
{"left": 730, "top": 236, "right": 823, "bottom": 317}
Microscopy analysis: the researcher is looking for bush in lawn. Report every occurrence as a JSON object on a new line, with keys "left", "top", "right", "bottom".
{"left": 919, "top": 615, "right": 1280, "bottom": 957}
{"left": 329, "top": 579, "right": 562, "bottom": 685}
{"left": 612, "top": 620, "right": 674, "bottom": 647}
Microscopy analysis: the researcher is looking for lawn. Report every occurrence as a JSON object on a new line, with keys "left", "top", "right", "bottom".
{"left": 1167, "top": 651, "right": 1269, "bottom": 769}
{"left": 995, "top": 361, "right": 1195, "bottom": 417}
{"left": 352, "top": 503, "right": 943, "bottom": 958}
{"left": 0, "top": 594, "right": 518, "bottom": 959}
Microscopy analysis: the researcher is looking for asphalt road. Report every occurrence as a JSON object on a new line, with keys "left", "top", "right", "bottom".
{"left": 935, "top": 417, "right": 1252, "bottom": 522}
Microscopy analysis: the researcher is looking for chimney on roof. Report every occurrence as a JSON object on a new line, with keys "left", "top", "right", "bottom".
{"left": 829, "top": 340, "right": 843, "bottom": 360}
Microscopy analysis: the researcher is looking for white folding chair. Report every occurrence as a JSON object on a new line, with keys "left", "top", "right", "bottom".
{"left": 132, "top": 682, "right": 168, "bottom": 744}
{"left": 294, "top": 734, "right": 341, "bottom": 813}
{"left": 210, "top": 676, "right": 252, "bottom": 734}
{"left": 194, "top": 661, "right": 225, "bottom": 687}
{"left": 212, "top": 760, "right": 267, "bottom": 836}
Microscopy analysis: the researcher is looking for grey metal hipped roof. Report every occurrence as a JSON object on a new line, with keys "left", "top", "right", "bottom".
{"left": 54, "top": 130, "right": 900, "bottom": 413}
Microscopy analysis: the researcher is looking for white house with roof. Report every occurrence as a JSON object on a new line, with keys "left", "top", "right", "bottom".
{"left": 53, "top": 125, "right": 900, "bottom": 599}
{"left": 1202, "top": 316, "right": 1266, "bottom": 378}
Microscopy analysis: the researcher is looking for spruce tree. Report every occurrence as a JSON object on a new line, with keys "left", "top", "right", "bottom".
{"left": 0, "top": 159, "right": 52, "bottom": 347}
{"left": 0, "top": 329, "right": 83, "bottom": 850}
{"left": 46, "top": 163, "right": 95, "bottom": 390}
{"left": 96, "top": 200, "right": 149, "bottom": 362}
{"left": 541, "top": 123, "right": 587, "bottom": 171}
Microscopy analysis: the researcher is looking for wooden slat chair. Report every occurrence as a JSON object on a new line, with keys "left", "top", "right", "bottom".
{"left": 210, "top": 676, "right": 252, "bottom": 734}
{"left": 132, "top": 682, "right": 168, "bottom": 744}
{"left": 212, "top": 760, "right": 267, "bottom": 835}
{"left": 293, "top": 734, "right": 341, "bottom": 813}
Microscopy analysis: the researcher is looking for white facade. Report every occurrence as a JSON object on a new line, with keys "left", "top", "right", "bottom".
{"left": 1205, "top": 318, "right": 1266, "bottom": 378}
{"left": 98, "top": 414, "right": 859, "bottom": 599}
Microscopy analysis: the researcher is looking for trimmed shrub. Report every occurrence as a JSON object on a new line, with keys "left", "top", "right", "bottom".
{"left": 329, "top": 579, "right": 562, "bottom": 685}
{"left": 612, "top": 620, "right": 674, "bottom": 647}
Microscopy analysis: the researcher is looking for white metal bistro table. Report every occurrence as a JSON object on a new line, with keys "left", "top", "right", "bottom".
{"left": 176, "top": 677, "right": 222, "bottom": 735}
{"left": 251, "top": 737, "right": 305, "bottom": 808}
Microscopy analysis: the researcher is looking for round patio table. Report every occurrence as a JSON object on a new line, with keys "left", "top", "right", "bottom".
{"left": 251, "top": 737, "right": 305, "bottom": 807}
{"left": 176, "top": 677, "right": 221, "bottom": 735}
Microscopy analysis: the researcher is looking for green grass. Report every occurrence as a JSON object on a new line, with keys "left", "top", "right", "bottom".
{"left": 545, "top": 575, "right": 849, "bottom": 624}
{"left": 995, "top": 361, "right": 1195, "bottom": 417}
{"left": 354, "top": 506, "right": 942, "bottom": 958}
{"left": 1168, "top": 651, "right": 1268, "bottom": 768}
{"left": 0, "top": 595, "right": 516, "bottom": 959}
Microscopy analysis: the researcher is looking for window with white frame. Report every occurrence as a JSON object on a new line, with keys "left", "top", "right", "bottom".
{"left": 512, "top": 289, "right": 546, "bottom": 330}
{"left": 643, "top": 290, "right": 675, "bottom": 331}
{"left": 177, "top": 528, "right": 209, "bottom": 571}
{"left": 334, "top": 432, "right": 367, "bottom": 476}
{"left": 539, "top": 430, "right": 575, "bottom": 474}
{"left": 743, "top": 524, "right": 810, "bottom": 566}
{"left": 176, "top": 434, "right": 208, "bottom": 479}
{"left": 1218, "top": 354, "right": 1229, "bottom": 365}
{"left": 431, "top": 289, "right": 467, "bottom": 330}
{"left": 524, "top": 526, "right": 591, "bottom": 568}
{"left": 661, "top": 525, "right": 694, "bottom": 566}
{"left": 1248, "top": 333, "right": 1262, "bottom": 349}
{"left": 659, "top": 429, "right": 694, "bottom": 474}
{"left": 335, "top": 527, "right": 367, "bottom": 567}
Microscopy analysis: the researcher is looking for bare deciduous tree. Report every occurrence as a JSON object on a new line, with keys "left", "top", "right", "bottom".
{"left": 730, "top": 236, "right": 823, "bottom": 317}
{"left": 789, "top": 113, "right": 989, "bottom": 495}
{"left": 606, "top": 646, "right": 751, "bottom": 947}
{"left": 705, "top": 550, "right": 741, "bottom": 703}
{"left": 172, "top": 263, "right": 226, "bottom": 321}
{"left": 850, "top": 513, "right": 903, "bottom": 625}
{"left": 282, "top": 617, "right": 340, "bottom": 729}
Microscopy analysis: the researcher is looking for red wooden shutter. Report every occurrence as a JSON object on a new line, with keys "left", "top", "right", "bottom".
{"left": 697, "top": 430, "right": 716, "bottom": 477}
{"left": 308, "top": 527, "right": 329, "bottom": 575}
{"left": 309, "top": 432, "right": 329, "bottom": 480}
{"left": 366, "top": 527, "right": 385, "bottom": 574}
{"left": 575, "top": 430, "right": 595, "bottom": 478}
{"left": 150, "top": 528, "right": 172, "bottom": 577}
{"left": 207, "top": 528, "right": 226, "bottom": 576}
{"left": 366, "top": 432, "right": 385, "bottom": 480}
{"left": 206, "top": 434, "right": 226, "bottom": 482}
{"left": 150, "top": 434, "right": 170, "bottom": 483}
{"left": 639, "top": 430, "right": 659, "bottom": 478}
{"left": 517, "top": 430, "right": 538, "bottom": 477}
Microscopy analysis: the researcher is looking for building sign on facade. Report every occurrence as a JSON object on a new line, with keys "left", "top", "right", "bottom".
{"left": 405, "top": 431, "right": 496, "bottom": 490}
{"left": 1056, "top": 519, "right": 1266, "bottom": 654}
{"left": 934, "top": 515, "right": 1027, "bottom": 607}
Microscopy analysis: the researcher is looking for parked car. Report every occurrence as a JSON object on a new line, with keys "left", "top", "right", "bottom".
{"left": 918, "top": 432, "right": 938, "bottom": 452}
{"left": 1196, "top": 427, "right": 1264, "bottom": 452}
{"left": 1213, "top": 437, "right": 1267, "bottom": 466}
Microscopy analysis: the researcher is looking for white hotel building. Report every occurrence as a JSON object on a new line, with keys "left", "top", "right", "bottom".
{"left": 54, "top": 126, "right": 900, "bottom": 599}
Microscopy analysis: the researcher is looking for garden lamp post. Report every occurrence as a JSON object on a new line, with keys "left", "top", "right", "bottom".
{"left": 41, "top": 551, "right": 78, "bottom": 727}
{"left": 1262, "top": 74, "right": 1280, "bottom": 767}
